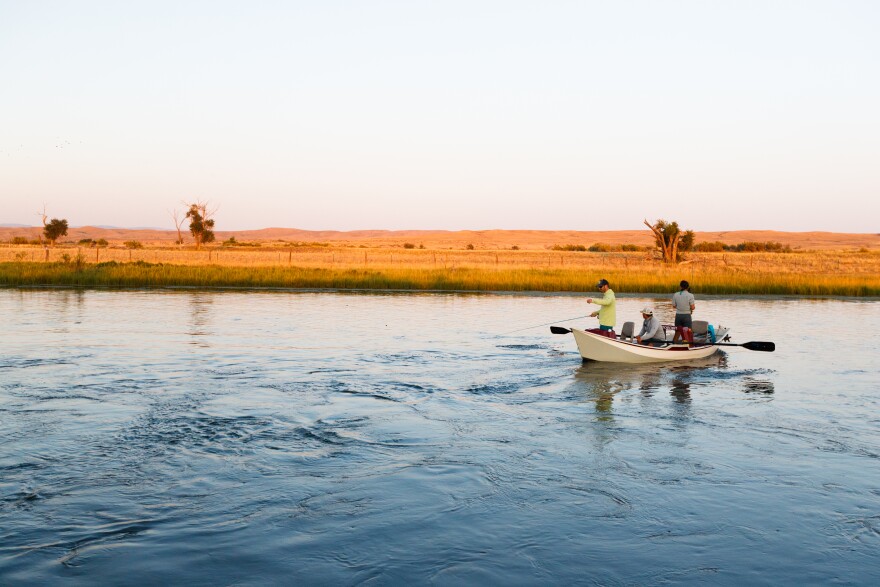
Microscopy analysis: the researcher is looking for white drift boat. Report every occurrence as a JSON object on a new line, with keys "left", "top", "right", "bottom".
{"left": 569, "top": 326, "right": 730, "bottom": 363}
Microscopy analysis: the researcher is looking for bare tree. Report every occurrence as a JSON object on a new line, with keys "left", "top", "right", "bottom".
{"left": 169, "top": 207, "right": 186, "bottom": 245}
{"left": 185, "top": 201, "right": 217, "bottom": 250}
{"left": 37, "top": 204, "right": 48, "bottom": 245}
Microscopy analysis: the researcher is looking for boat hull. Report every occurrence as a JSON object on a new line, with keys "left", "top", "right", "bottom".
{"left": 571, "top": 328, "right": 723, "bottom": 364}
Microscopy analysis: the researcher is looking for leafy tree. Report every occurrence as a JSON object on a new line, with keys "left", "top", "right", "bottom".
{"left": 680, "top": 230, "right": 695, "bottom": 253}
{"left": 185, "top": 202, "right": 216, "bottom": 250}
{"left": 43, "top": 218, "right": 69, "bottom": 246}
{"left": 643, "top": 218, "right": 692, "bottom": 263}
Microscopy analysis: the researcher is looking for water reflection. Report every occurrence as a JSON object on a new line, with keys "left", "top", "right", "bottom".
{"left": 47, "top": 289, "right": 87, "bottom": 332}
{"left": 572, "top": 356, "right": 726, "bottom": 414}
{"left": 188, "top": 294, "right": 214, "bottom": 346}
{"left": 670, "top": 376, "right": 691, "bottom": 403}
{"left": 743, "top": 377, "right": 775, "bottom": 395}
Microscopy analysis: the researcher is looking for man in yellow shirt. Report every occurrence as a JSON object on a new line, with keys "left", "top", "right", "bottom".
{"left": 587, "top": 278, "right": 616, "bottom": 332}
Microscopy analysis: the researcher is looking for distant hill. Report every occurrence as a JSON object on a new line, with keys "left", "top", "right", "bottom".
{"left": 0, "top": 225, "right": 877, "bottom": 250}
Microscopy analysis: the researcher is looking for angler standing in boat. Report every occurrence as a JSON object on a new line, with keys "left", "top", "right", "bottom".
{"left": 672, "top": 280, "right": 696, "bottom": 343}
{"left": 586, "top": 278, "right": 616, "bottom": 332}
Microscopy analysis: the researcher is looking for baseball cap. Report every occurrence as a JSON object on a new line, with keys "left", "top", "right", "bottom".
{"left": 596, "top": 278, "right": 609, "bottom": 289}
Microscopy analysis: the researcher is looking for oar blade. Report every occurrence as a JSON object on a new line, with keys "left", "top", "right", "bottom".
{"left": 550, "top": 326, "right": 572, "bottom": 335}
{"left": 742, "top": 341, "right": 775, "bottom": 352}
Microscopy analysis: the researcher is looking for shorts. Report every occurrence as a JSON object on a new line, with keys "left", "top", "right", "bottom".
{"left": 674, "top": 314, "right": 692, "bottom": 328}
{"left": 599, "top": 324, "right": 613, "bottom": 331}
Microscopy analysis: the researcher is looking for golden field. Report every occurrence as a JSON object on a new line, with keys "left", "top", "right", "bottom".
{"left": 1, "top": 243, "right": 878, "bottom": 296}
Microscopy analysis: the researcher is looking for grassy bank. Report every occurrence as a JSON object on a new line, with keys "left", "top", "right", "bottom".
{"left": 2, "top": 260, "right": 878, "bottom": 296}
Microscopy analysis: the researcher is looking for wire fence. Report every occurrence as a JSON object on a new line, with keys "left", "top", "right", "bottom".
{"left": 0, "top": 246, "right": 877, "bottom": 275}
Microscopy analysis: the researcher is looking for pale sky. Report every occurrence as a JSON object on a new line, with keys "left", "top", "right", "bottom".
{"left": 1, "top": 1, "right": 878, "bottom": 232}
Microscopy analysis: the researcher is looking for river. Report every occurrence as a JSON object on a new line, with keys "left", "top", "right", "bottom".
{"left": 1, "top": 289, "right": 878, "bottom": 585}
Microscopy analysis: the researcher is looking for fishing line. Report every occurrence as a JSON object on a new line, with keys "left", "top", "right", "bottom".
{"left": 501, "top": 315, "right": 588, "bottom": 335}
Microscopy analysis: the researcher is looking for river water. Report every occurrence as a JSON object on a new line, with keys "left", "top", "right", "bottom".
{"left": 1, "top": 289, "right": 878, "bottom": 585}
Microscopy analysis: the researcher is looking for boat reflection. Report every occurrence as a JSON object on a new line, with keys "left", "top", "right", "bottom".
{"left": 569, "top": 353, "right": 728, "bottom": 415}
{"left": 670, "top": 376, "right": 691, "bottom": 403}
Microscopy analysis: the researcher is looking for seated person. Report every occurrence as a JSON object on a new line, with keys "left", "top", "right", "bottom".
{"left": 636, "top": 307, "right": 666, "bottom": 346}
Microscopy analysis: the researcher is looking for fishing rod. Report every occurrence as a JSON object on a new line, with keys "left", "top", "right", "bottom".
{"left": 502, "top": 315, "right": 589, "bottom": 335}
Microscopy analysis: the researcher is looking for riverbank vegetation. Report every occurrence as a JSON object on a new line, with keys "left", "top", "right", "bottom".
{"left": 1, "top": 246, "right": 877, "bottom": 296}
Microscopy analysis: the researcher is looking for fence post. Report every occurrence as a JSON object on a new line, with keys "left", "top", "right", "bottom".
{"left": 289, "top": 250, "right": 292, "bottom": 264}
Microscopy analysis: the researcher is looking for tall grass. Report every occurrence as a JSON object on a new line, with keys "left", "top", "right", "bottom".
{"left": 1, "top": 259, "right": 877, "bottom": 296}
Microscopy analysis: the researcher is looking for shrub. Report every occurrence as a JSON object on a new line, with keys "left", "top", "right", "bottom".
{"left": 11, "top": 236, "right": 29, "bottom": 245}
{"left": 693, "top": 241, "right": 725, "bottom": 252}
{"left": 732, "top": 241, "right": 791, "bottom": 253}
{"left": 620, "top": 244, "right": 642, "bottom": 252}
{"left": 78, "top": 238, "right": 95, "bottom": 246}
{"left": 403, "top": 242, "right": 416, "bottom": 249}
{"left": 14, "top": 251, "right": 28, "bottom": 261}
{"left": 466, "top": 244, "right": 475, "bottom": 250}
{"left": 124, "top": 240, "right": 144, "bottom": 249}
{"left": 511, "top": 245, "right": 520, "bottom": 250}
{"left": 551, "top": 244, "right": 586, "bottom": 252}
{"left": 96, "top": 239, "right": 108, "bottom": 247}
{"left": 588, "top": 243, "right": 612, "bottom": 252}
{"left": 222, "top": 236, "right": 260, "bottom": 247}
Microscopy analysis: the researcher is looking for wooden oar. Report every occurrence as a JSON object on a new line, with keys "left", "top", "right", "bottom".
{"left": 549, "top": 326, "right": 775, "bottom": 352}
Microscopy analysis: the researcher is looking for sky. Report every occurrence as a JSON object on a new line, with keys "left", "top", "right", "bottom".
{"left": 1, "top": 0, "right": 878, "bottom": 232}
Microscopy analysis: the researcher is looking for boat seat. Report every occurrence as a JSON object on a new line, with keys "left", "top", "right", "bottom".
{"left": 619, "top": 321, "right": 635, "bottom": 342}
{"left": 692, "top": 320, "right": 709, "bottom": 336}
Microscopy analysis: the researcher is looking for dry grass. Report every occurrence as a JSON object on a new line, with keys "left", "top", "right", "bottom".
{"left": 1, "top": 245, "right": 878, "bottom": 296}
